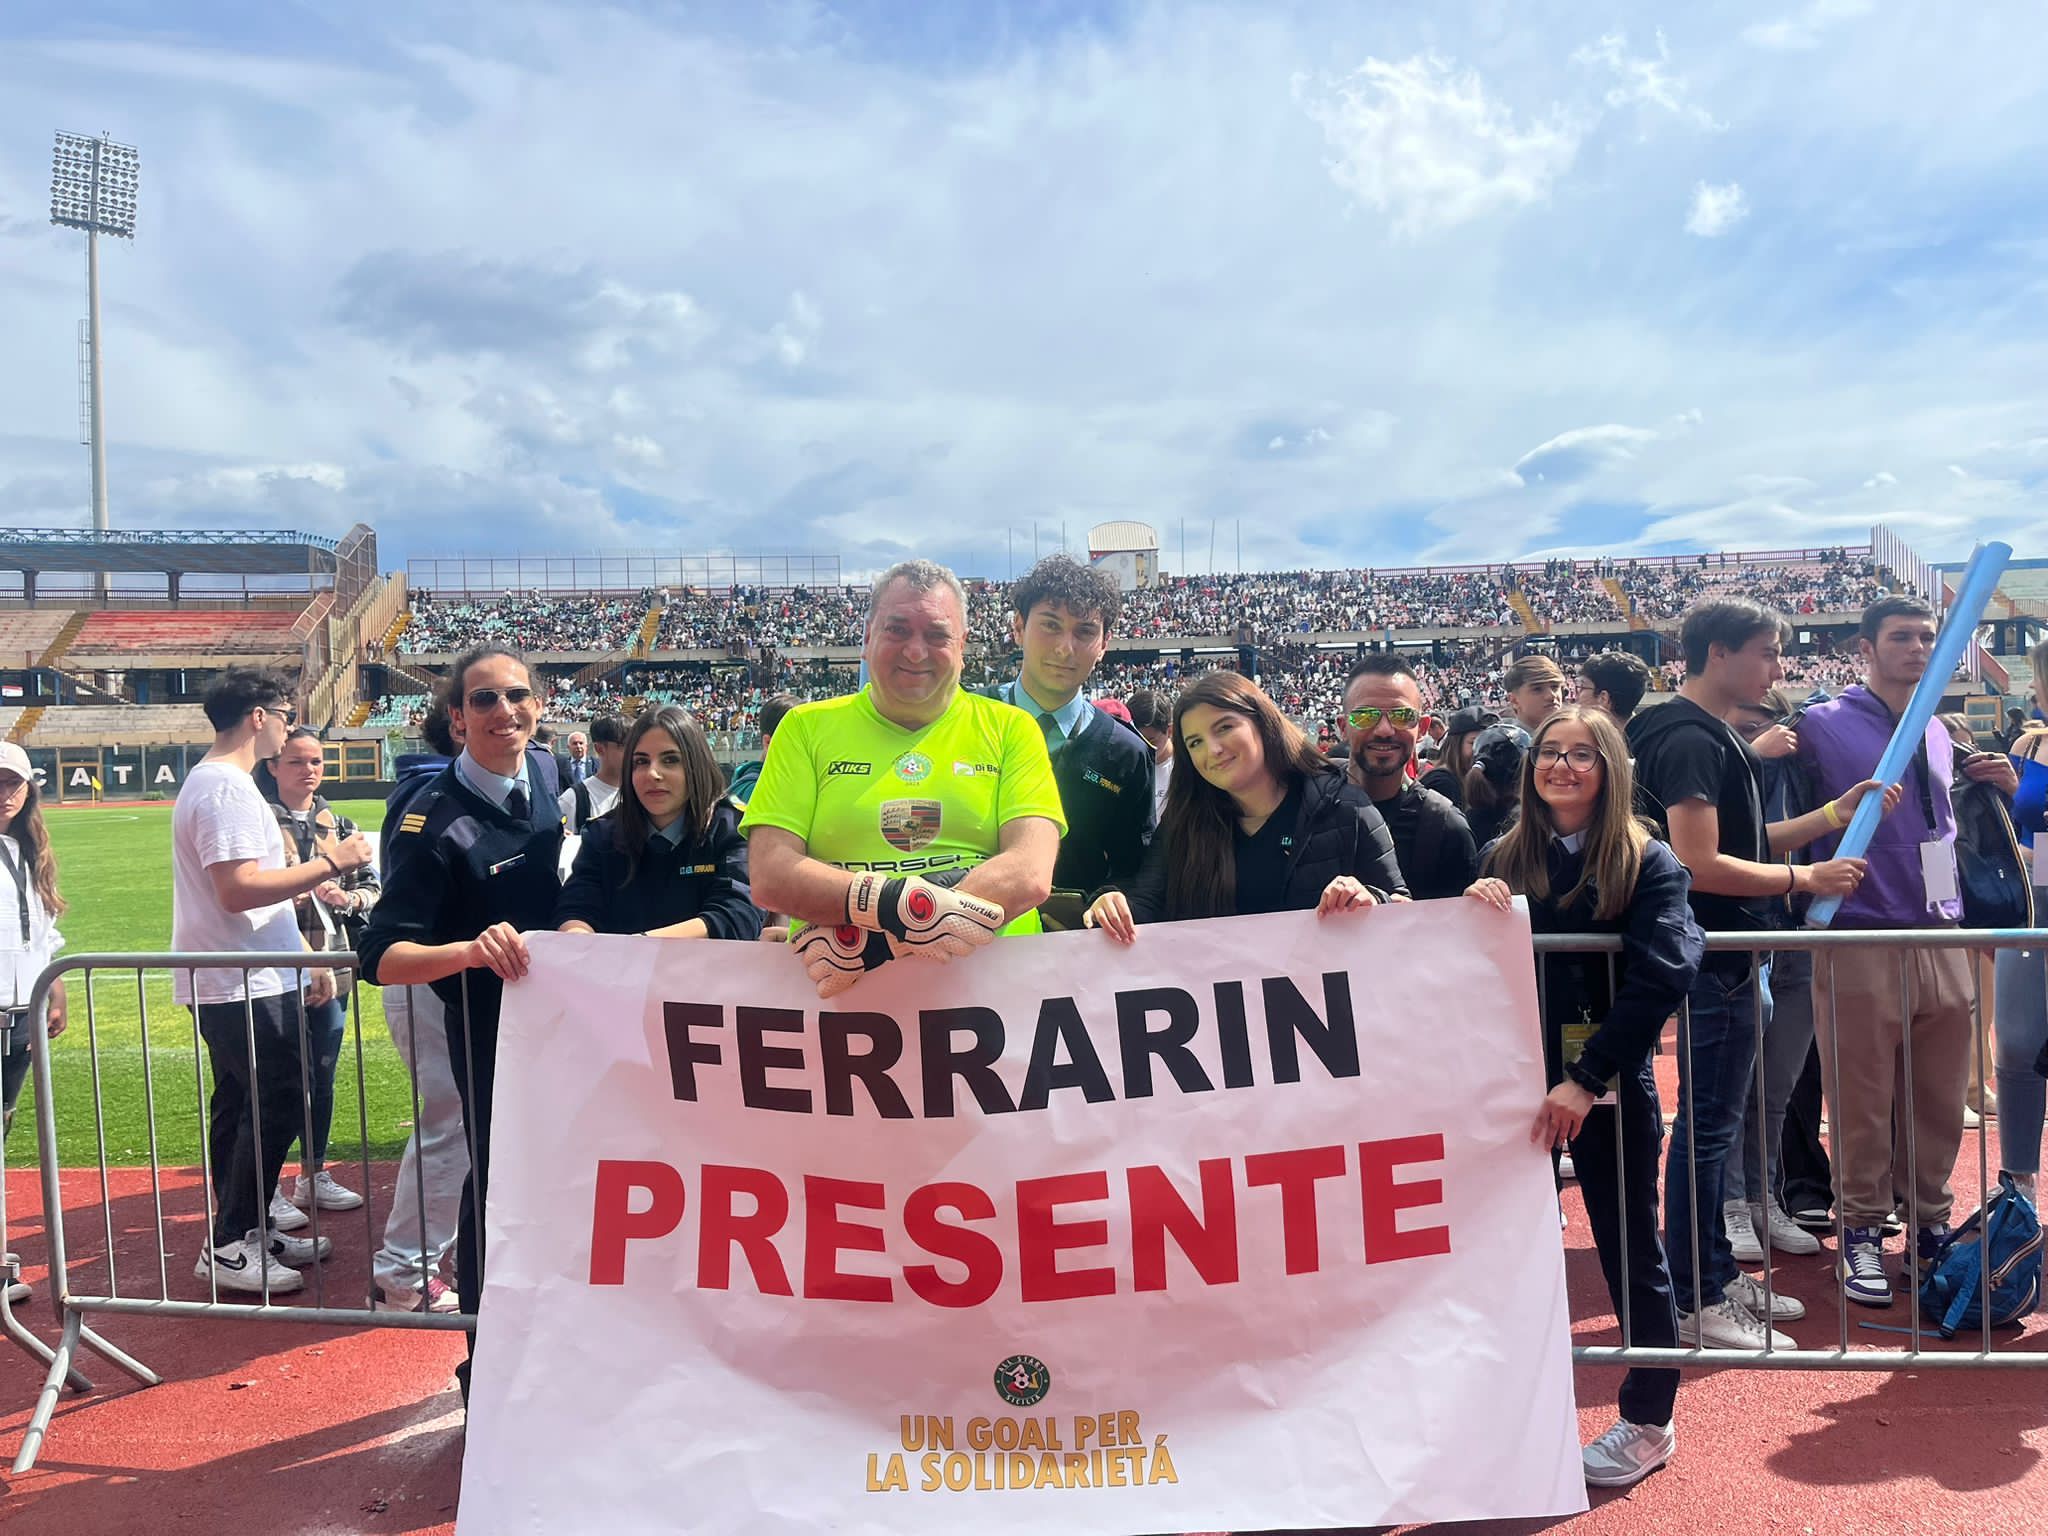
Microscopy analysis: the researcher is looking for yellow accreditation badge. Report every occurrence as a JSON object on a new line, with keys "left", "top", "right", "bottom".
{"left": 1560, "top": 1006, "right": 1618, "bottom": 1098}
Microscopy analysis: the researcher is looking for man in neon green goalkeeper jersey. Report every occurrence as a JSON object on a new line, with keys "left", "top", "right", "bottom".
{"left": 742, "top": 559, "right": 1064, "bottom": 997}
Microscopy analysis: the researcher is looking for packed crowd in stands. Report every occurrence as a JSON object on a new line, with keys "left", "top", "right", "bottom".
{"left": 1616, "top": 549, "right": 1900, "bottom": 623}
{"left": 404, "top": 589, "right": 653, "bottom": 652}
{"left": 363, "top": 548, "right": 1937, "bottom": 743}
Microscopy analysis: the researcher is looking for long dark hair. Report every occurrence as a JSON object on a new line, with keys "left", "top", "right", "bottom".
{"left": 1, "top": 775, "right": 67, "bottom": 918}
{"left": 615, "top": 705, "right": 723, "bottom": 879}
{"left": 1162, "top": 671, "right": 1330, "bottom": 920}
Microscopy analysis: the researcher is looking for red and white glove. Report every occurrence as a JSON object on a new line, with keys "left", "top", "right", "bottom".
{"left": 791, "top": 922, "right": 894, "bottom": 999}
{"left": 845, "top": 872, "right": 1004, "bottom": 961}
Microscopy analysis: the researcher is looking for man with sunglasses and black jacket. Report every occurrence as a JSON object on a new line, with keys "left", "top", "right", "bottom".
{"left": 359, "top": 644, "right": 564, "bottom": 1401}
{"left": 1340, "top": 655, "right": 1478, "bottom": 900}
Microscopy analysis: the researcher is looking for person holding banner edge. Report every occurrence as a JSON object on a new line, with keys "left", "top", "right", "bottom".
{"left": 1083, "top": 670, "right": 1406, "bottom": 939}
{"left": 358, "top": 645, "right": 566, "bottom": 1398}
{"left": 742, "top": 559, "right": 1063, "bottom": 998}
{"left": 1466, "top": 705, "right": 1702, "bottom": 1488}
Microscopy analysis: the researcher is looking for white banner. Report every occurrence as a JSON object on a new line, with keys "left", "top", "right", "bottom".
{"left": 462, "top": 901, "right": 1586, "bottom": 1534}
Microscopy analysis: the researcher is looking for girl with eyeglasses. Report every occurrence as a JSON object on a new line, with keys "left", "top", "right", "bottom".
{"left": 556, "top": 705, "right": 763, "bottom": 942}
{"left": 1464, "top": 705, "right": 1704, "bottom": 1489}
{"left": 1083, "top": 671, "right": 1406, "bottom": 940}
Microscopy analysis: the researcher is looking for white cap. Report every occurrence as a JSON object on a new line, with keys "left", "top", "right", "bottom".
{"left": 0, "top": 741, "right": 29, "bottom": 780}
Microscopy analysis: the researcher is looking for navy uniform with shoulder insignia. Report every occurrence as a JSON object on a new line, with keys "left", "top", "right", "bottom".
{"left": 356, "top": 747, "right": 563, "bottom": 1341}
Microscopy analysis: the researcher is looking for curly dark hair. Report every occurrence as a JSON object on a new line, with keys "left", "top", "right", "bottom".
{"left": 1007, "top": 553, "right": 1123, "bottom": 633}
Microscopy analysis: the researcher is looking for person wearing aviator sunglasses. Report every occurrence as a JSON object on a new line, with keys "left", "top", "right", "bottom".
{"left": 359, "top": 643, "right": 565, "bottom": 1398}
{"left": 1339, "top": 654, "right": 1478, "bottom": 900}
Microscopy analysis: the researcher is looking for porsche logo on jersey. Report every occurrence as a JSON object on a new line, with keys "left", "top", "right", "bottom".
{"left": 892, "top": 751, "right": 933, "bottom": 784}
{"left": 880, "top": 798, "right": 942, "bottom": 852}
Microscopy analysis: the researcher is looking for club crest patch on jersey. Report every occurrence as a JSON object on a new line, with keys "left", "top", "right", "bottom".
{"left": 880, "top": 798, "right": 942, "bottom": 852}
{"left": 893, "top": 751, "right": 933, "bottom": 784}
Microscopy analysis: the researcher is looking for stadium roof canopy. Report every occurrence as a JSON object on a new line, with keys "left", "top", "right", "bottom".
{"left": 0, "top": 528, "right": 338, "bottom": 577}
{"left": 1088, "top": 520, "right": 1159, "bottom": 553}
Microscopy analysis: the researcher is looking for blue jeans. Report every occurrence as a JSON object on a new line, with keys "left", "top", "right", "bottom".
{"left": 1995, "top": 948, "right": 2048, "bottom": 1177}
{"left": 1665, "top": 959, "right": 1772, "bottom": 1314}
{"left": 289, "top": 994, "right": 348, "bottom": 1169}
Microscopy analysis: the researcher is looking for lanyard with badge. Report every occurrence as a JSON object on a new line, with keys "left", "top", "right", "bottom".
{"left": 1904, "top": 730, "right": 1961, "bottom": 911}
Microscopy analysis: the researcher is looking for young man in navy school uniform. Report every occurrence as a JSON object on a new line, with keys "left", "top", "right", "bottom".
{"left": 989, "top": 555, "right": 1155, "bottom": 929}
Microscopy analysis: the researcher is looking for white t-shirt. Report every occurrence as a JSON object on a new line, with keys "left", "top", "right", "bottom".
{"left": 0, "top": 831, "right": 65, "bottom": 1011}
{"left": 558, "top": 776, "right": 623, "bottom": 878}
{"left": 171, "top": 759, "right": 304, "bottom": 1004}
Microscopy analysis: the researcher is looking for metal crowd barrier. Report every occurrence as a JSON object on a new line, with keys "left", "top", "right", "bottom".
{"left": 4, "top": 931, "right": 2046, "bottom": 1478}
{"left": 1536, "top": 926, "right": 2048, "bottom": 1374}
{"left": 5, "top": 952, "right": 474, "bottom": 1475}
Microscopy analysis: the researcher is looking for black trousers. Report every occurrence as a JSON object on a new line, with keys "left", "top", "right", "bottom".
{"left": 2, "top": 1013, "right": 32, "bottom": 1141}
{"left": 1779, "top": 1039, "right": 1834, "bottom": 1218}
{"left": 196, "top": 993, "right": 309, "bottom": 1246}
{"left": 1572, "top": 1059, "right": 1681, "bottom": 1427}
{"left": 444, "top": 995, "right": 499, "bottom": 1393}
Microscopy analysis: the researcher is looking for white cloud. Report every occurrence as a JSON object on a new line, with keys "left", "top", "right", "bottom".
{"left": 1743, "top": 0, "right": 1877, "bottom": 51}
{"left": 1864, "top": 470, "right": 1897, "bottom": 487}
{"left": 1572, "top": 31, "right": 1719, "bottom": 129}
{"left": 1511, "top": 423, "right": 1660, "bottom": 485}
{"left": 1686, "top": 181, "right": 1750, "bottom": 237}
{"left": 1300, "top": 53, "right": 1582, "bottom": 237}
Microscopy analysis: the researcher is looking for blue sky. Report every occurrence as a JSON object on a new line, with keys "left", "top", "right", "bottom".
{"left": 1, "top": 0, "right": 2044, "bottom": 581}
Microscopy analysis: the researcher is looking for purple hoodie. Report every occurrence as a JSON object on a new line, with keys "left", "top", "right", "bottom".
{"left": 1796, "top": 683, "right": 1959, "bottom": 928}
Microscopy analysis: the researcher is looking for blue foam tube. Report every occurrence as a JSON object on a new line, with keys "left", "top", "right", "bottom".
{"left": 1807, "top": 541, "right": 2012, "bottom": 927}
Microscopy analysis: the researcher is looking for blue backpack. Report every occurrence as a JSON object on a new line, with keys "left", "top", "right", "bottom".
{"left": 1917, "top": 1174, "right": 2044, "bottom": 1338}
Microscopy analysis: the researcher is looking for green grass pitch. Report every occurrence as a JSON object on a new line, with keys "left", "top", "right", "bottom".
{"left": 10, "top": 797, "right": 421, "bottom": 1171}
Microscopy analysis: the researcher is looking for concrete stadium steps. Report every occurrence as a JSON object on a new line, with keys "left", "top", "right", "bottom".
{"left": 21, "top": 704, "right": 214, "bottom": 747}
{"left": 1505, "top": 588, "right": 1545, "bottom": 632}
{"left": 346, "top": 699, "right": 374, "bottom": 728}
{"left": 0, "top": 705, "right": 27, "bottom": 743}
{"left": 0, "top": 610, "right": 79, "bottom": 669}
{"left": 1601, "top": 575, "right": 1648, "bottom": 629}
{"left": 65, "top": 609, "right": 304, "bottom": 661}
{"left": 377, "top": 610, "right": 412, "bottom": 651}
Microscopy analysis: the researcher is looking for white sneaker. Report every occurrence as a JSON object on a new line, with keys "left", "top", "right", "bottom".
{"left": 1582, "top": 1419, "right": 1675, "bottom": 1488}
{"left": 293, "top": 1170, "right": 364, "bottom": 1212}
{"left": 1724, "top": 1270, "right": 1806, "bottom": 1323}
{"left": 1677, "top": 1296, "right": 1793, "bottom": 1350}
{"left": 1723, "top": 1200, "right": 1763, "bottom": 1264}
{"left": 268, "top": 1192, "right": 310, "bottom": 1232}
{"left": 195, "top": 1232, "right": 303, "bottom": 1294}
{"left": 375, "top": 1274, "right": 460, "bottom": 1314}
{"left": 4, "top": 1279, "right": 29, "bottom": 1307}
{"left": 1755, "top": 1199, "right": 1821, "bottom": 1256}
{"left": 1558, "top": 1151, "right": 1576, "bottom": 1181}
{"left": 268, "top": 1228, "right": 334, "bottom": 1266}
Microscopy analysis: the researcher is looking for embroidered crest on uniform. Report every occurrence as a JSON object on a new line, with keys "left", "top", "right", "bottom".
{"left": 893, "top": 751, "right": 933, "bottom": 784}
{"left": 880, "top": 798, "right": 943, "bottom": 852}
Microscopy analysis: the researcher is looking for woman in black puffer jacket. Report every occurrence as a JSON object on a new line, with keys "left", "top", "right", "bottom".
{"left": 1083, "top": 670, "right": 1407, "bottom": 940}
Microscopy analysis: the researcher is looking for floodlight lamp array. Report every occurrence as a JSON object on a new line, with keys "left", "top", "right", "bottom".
{"left": 50, "top": 131, "right": 140, "bottom": 237}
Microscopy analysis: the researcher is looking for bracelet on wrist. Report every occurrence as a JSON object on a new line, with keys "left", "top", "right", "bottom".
{"left": 1786, "top": 863, "right": 1798, "bottom": 895}
{"left": 1822, "top": 799, "right": 1845, "bottom": 829}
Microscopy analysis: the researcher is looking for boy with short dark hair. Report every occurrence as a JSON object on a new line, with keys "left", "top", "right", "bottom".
{"left": 990, "top": 555, "right": 1154, "bottom": 927}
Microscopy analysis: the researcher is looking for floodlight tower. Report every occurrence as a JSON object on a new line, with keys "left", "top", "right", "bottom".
{"left": 50, "top": 131, "right": 139, "bottom": 588}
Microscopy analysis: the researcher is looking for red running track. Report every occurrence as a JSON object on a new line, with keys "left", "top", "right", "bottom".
{"left": 4, "top": 1139, "right": 2048, "bottom": 1535}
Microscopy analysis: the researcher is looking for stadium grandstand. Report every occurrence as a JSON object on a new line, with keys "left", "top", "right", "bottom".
{"left": 2, "top": 521, "right": 2035, "bottom": 799}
